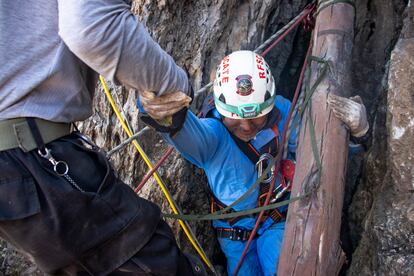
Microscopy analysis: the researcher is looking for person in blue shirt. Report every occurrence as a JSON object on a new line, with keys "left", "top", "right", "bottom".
{"left": 138, "top": 50, "right": 369, "bottom": 275}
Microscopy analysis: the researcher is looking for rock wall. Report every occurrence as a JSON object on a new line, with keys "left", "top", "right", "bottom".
{"left": 2, "top": 0, "right": 413, "bottom": 275}
{"left": 347, "top": 1, "right": 414, "bottom": 275}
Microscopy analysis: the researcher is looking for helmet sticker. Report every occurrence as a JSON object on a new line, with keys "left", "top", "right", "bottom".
{"left": 236, "top": 75, "right": 254, "bottom": 96}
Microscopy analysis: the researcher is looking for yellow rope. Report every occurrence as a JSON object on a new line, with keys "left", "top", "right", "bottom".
{"left": 100, "top": 76, "right": 214, "bottom": 272}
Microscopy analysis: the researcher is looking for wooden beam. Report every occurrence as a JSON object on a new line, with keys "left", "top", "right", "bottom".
{"left": 277, "top": 2, "right": 354, "bottom": 275}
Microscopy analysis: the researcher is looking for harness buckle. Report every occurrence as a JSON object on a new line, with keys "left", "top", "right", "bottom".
{"left": 216, "top": 227, "right": 253, "bottom": 241}
{"left": 233, "top": 228, "right": 247, "bottom": 241}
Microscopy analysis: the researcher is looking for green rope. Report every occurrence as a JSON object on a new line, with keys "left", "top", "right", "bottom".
{"left": 306, "top": 102, "right": 322, "bottom": 193}
{"left": 163, "top": 195, "right": 309, "bottom": 221}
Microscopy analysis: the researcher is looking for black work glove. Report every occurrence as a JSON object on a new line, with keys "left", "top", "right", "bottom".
{"left": 137, "top": 84, "right": 194, "bottom": 135}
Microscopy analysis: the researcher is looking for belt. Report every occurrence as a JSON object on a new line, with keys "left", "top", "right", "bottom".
{"left": 0, "top": 118, "right": 72, "bottom": 152}
{"left": 215, "top": 228, "right": 254, "bottom": 242}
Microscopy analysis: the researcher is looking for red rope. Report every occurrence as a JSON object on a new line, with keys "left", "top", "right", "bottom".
{"left": 134, "top": 146, "right": 174, "bottom": 193}
{"left": 233, "top": 41, "right": 314, "bottom": 276}
{"left": 261, "top": 4, "right": 316, "bottom": 57}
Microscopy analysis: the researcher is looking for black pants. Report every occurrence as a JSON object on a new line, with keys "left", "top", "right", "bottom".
{"left": 0, "top": 133, "right": 204, "bottom": 275}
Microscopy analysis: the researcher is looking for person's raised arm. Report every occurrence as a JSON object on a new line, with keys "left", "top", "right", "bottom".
{"left": 57, "top": 0, "right": 189, "bottom": 96}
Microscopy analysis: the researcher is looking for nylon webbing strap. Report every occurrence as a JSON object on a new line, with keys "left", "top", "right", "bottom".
{"left": 317, "top": 29, "right": 353, "bottom": 41}
{"left": 230, "top": 133, "right": 260, "bottom": 164}
{"left": 317, "top": 0, "right": 355, "bottom": 15}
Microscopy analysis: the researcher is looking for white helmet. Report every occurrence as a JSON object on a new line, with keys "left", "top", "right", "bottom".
{"left": 213, "top": 50, "right": 275, "bottom": 119}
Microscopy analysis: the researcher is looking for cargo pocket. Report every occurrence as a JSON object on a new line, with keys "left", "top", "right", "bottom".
{"left": 43, "top": 134, "right": 110, "bottom": 195}
{"left": 0, "top": 175, "right": 40, "bottom": 220}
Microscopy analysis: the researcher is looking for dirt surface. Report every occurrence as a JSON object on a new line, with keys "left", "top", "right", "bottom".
{"left": 0, "top": 241, "right": 41, "bottom": 276}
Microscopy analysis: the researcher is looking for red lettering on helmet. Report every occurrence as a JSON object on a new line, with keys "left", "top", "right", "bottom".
{"left": 256, "top": 55, "right": 265, "bottom": 78}
{"left": 221, "top": 56, "right": 230, "bottom": 76}
{"left": 222, "top": 76, "right": 229, "bottom": 83}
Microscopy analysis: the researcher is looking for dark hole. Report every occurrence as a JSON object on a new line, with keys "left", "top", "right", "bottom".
{"left": 219, "top": 94, "right": 226, "bottom": 103}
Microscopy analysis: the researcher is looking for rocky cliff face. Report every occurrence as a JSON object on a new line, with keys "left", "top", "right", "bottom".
{"left": 347, "top": 1, "right": 414, "bottom": 275}
{"left": 1, "top": 0, "right": 412, "bottom": 275}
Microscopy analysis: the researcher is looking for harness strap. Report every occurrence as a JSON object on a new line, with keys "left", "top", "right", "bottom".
{"left": 268, "top": 208, "right": 286, "bottom": 224}
{"left": 230, "top": 132, "right": 261, "bottom": 164}
{"left": 210, "top": 193, "right": 255, "bottom": 226}
{"left": 214, "top": 208, "right": 287, "bottom": 241}
{"left": 216, "top": 228, "right": 255, "bottom": 242}
{"left": 200, "top": 95, "right": 293, "bottom": 226}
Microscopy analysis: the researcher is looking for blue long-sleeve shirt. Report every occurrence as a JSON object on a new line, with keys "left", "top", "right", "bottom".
{"left": 162, "top": 95, "right": 296, "bottom": 230}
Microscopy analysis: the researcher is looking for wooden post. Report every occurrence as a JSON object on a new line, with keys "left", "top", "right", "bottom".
{"left": 277, "top": 2, "right": 354, "bottom": 275}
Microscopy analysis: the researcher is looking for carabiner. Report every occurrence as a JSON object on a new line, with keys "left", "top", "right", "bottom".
{"left": 255, "top": 153, "right": 275, "bottom": 184}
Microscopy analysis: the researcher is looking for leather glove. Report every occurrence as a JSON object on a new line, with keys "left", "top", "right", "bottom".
{"left": 137, "top": 89, "right": 192, "bottom": 134}
{"left": 327, "top": 94, "right": 369, "bottom": 137}
{"left": 139, "top": 90, "right": 192, "bottom": 120}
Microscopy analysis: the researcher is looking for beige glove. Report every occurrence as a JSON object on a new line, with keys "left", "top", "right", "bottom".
{"left": 327, "top": 94, "right": 369, "bottom": 137}
{"left": 139, "top": 90, "right": 192, "bottom": 120}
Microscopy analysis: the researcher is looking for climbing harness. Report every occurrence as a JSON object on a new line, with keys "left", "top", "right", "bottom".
{"left": 199, "top": 94, "right": 295, "bottom": 226}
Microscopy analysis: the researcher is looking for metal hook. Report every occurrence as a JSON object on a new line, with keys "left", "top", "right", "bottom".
{"left": 255, "top": 153, "right": 275, "bottom": 184}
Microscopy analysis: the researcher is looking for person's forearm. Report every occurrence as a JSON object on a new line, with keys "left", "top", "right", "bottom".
{"left": 160, "top": 111, "right": 222, "bottom": 167}
{"left": 57, "top": 0, "right": 189, "bottom": 95}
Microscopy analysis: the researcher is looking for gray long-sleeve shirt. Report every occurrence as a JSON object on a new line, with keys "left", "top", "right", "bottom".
{"left": 0, "top": 0, "right": 189, "bottom": 122}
